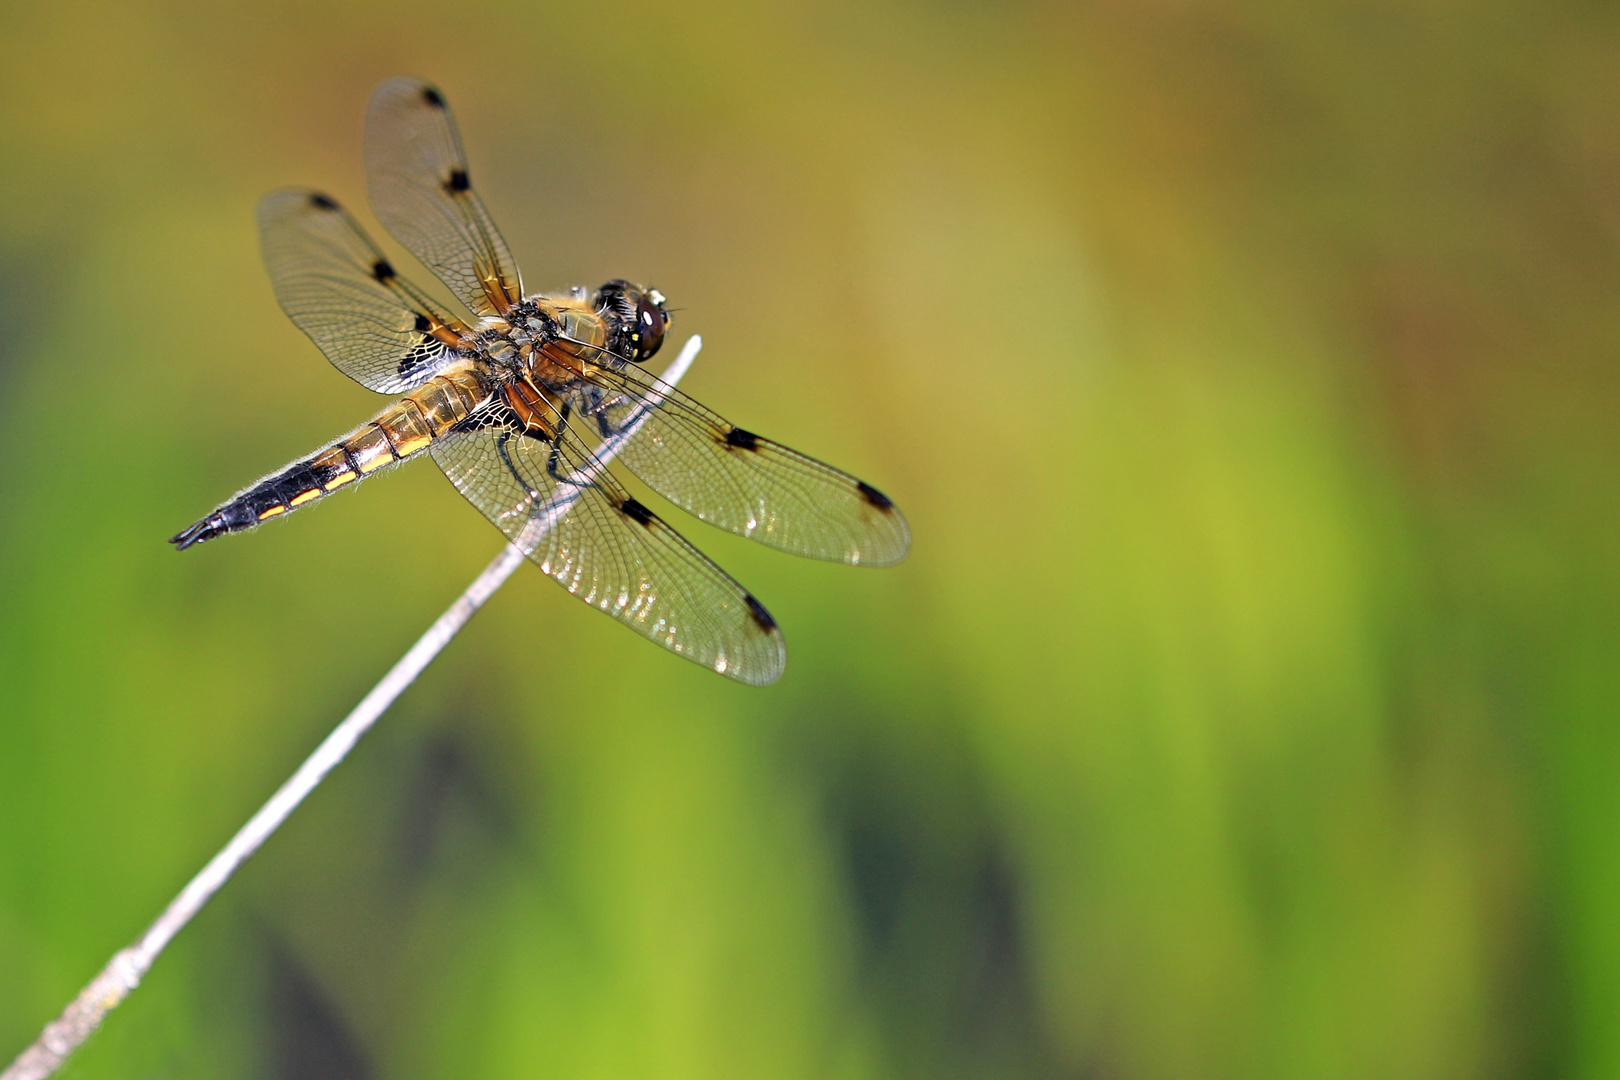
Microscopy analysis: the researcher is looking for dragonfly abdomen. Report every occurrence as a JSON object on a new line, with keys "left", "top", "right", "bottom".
{"left": 171, "top": 369, "right": 488, "bottom": 550}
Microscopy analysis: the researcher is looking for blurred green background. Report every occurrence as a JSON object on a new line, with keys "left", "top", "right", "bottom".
{"left": 2, "top": 0, "right": 1618, "bottom": 1076}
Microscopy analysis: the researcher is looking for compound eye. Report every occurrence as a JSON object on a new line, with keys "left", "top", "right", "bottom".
{"left": 633, "top": 295, "right": 667, "bottom": 360}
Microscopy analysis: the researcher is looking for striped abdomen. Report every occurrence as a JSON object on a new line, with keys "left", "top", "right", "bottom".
{"left": 171, "top": 369, "right": 489, "bottom": 550}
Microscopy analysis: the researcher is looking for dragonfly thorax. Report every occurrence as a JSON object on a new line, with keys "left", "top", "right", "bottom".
{"left": 463, "top": 297, "right": 594, "bottom": 379}
{"left": 471, "top": 283, "right": 667, "bottom": 379}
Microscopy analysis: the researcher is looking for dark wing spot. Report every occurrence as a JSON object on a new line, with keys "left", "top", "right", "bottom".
{"left": 744, "top": 594, "right": 778, "bottom": 633}
{"left": 421, "top": 86, "right": 446, "bottom": 108}
{"left": 413, "top": 313, "right": 432, "bottom": 333}
{"left": 725, "top": 426, "right": 760, "bottom": 451}
{"left": 621, "top": 496, "right": 655, "bottom": 527}
{"left": 445, "top": 169, "right": 470, "bottom": 193}
{"left": 398, "top": 356, "right": 421, "bottom": 375}
{"left": 372, "top": 260, "right": 395, "bottom": 282}
{"left": 856, "top": 481, "right": 894, "bottom": 510}
{"left": 308, "top": 193, "right": 339, "bottom": 210}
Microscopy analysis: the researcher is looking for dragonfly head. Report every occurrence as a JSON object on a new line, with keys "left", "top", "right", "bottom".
{"left": 594, "top": 279, "right": 669, "bottom": 363}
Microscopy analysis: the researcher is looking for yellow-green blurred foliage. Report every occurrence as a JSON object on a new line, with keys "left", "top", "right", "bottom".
{"left": 3, "top": 1, "right": 1617, "bottom": 1077}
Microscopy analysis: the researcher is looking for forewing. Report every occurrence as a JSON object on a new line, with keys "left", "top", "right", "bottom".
{"left": 574, "top": 366, "right": 911, "bottom": 566}
{"left": 431, "top": 414, "right": 786, "bottom": 685}
{"left": 258, "top": 189, "right": 466, "bottom": 394}
{"left": 365, "top": 78, "right": 523, "bottom": 317}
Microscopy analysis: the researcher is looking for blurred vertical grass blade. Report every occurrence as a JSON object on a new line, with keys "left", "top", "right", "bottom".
{"left": 0, "top": 336, "right": 703, "bottom": 1080}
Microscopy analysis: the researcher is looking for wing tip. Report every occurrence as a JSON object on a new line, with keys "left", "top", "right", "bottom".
{"left": 370, "top": 76, "right": 449, "bottom": 118}
{"left": 726, "top": 643, "right": 787, "bottom": 687}
{"left": 258, "top": 187, "right": 347, "bottom": 229}
{"left": 854, "top": 481, "right": 913, "bottom": 565}
{"left": 709, "top": 595, "right": 786, "bottom": 686}
{"left": 736, "top": 667, "right": 785, "bottom": 688}
{"left": 849, "top": 504, "right": 912, "bottom": 568}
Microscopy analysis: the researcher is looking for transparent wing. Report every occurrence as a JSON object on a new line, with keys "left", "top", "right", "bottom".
{"left": 432, "top": 410, "right": 786, "bottom": 685}
{"left": 258, "top": 189, "right": 468, "bottom": 394}
{"left": 571, "top": 365, "right": 911, "bottom": 566}
{"left": 365, "top": 78, "right": 523, "bottom": 317}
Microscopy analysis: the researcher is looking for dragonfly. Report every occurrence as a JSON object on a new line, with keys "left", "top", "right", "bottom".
{"left": 171, "top": 78, "right": 909, "bottom": 685}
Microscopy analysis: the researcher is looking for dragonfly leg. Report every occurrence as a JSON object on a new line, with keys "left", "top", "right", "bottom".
{"left": 580, "top": 385, "right": 652, "bottom": 439}
{"left": 501, "top": 404, "right": 600, "bottom": 496}
{"left": 542, "top": 403, "right": 597, "bottom": 489}
{"left": 495, "top": 429, "right": 542, "bottom": 503}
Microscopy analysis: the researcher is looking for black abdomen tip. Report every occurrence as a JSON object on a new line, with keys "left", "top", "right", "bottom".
{"left": 170, "top": 517, "right": 221, "bottom": 550}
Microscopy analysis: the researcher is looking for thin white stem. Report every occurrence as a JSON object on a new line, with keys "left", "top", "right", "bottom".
{"left": 2, "top": 335, "right": 704, "bottom": 1080}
